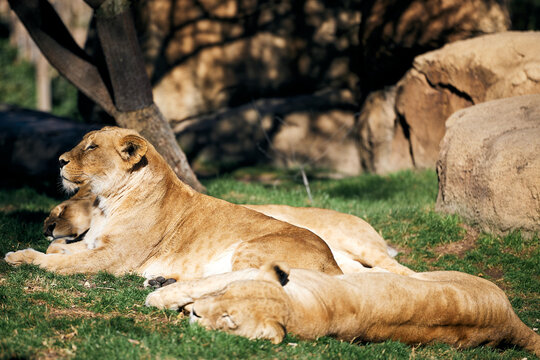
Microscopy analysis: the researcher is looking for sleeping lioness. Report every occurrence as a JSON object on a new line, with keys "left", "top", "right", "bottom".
{"left": 42, "top": 186, "right": 412, "bottom": 275}
{"left": 4, "top": 127, "right": 344, "bottom": 279}
{"left": 145, "top": 263, "right": 540, "bottom": 356}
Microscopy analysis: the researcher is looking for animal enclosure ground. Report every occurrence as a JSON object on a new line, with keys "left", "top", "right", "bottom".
{"left": 0, "top": 169, "right": 538, "bottom": 359}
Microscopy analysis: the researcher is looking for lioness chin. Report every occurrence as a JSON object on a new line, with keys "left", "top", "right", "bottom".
{"left": 4, "top": 127, "right": 343, "bottom": 279}
{"left": 145, "top": 263, "right": 540, "bottom": 356}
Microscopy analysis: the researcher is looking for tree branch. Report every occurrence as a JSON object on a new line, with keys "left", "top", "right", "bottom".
{"left": 8, "top": 0, "right": 117, "bottom": 117}
{"left": 95, "top": 7, "right": 154, "bottom": 111}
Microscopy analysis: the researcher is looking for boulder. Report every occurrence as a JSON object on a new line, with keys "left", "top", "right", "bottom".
{"left": 136, "top": 0, "right": 362, "bottom": 121}
{"left": 358, "top": 0, "right": 509, "bottom": 95}
{"left": 357, "top": 87, "right": 412, "bottom": 174}
{"left": 173, "top": 90, "right": 360, "bottom": 175}
{"left": 359, "top": 31, "right": 540, "bottom": 174}
{"left": 141, "top": 0, "right": 509, "bottom": 121}
{"left": 436, "top": 94, "right": 540, "bottom": 238}
{"left": 0, "top": 105, "right": 99, "bottom": 187}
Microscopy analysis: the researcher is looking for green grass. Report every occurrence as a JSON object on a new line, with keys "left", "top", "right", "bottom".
{"left": 0, "top": 169, "right": 539, "bottom": 359}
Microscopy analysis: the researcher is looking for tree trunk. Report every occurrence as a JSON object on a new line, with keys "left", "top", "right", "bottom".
{"left": 36, "top": 53, "right": 51, "bottom": 112}
{"left": 116, "top": 104, "right": 202, "bottom": 190}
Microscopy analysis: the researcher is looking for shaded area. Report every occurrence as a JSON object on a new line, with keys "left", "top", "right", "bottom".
{"left": 0, "top": 105, "right": 100, "bottom": 192}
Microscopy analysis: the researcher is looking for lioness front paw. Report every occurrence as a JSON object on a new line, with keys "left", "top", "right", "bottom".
{"left": 4, "top": 248, "right": 41, "bottom": 265}
{"left": 145, "top": 291, "right": 169, "bottom": 309}
{"left": 145, "top": 276, "right": 177, "bottom": 289}
{"left": 145, "top": 287, "right": 192, "bottom": 310}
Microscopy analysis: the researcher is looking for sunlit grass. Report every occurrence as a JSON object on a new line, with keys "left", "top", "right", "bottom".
{"left": 0, "top": 169, "right": 538, "bottom": 359}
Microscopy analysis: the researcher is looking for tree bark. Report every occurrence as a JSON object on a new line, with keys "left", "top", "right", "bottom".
{"left": 36, "top": 53, "right": 51, "bottom": 112}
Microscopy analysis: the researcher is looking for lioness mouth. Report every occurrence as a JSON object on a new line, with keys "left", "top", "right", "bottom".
{"left": 48, "top": 229, "right": 88, "bottom": 244}
{"left": 61, "top": 176, "right": 83, "bottom": 185}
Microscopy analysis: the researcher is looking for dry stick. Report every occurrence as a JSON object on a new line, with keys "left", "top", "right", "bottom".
{"left": 251, "top": 101, "right": 317, "bottom": 204}
{"left": 299, "top": 165, "right": 314, "bottom": 204}
{"left": 252, "top": 101, "right": 359, "bottom": 205}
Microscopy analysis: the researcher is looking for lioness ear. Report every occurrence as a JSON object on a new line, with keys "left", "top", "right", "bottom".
{"left": 119, "top": 135, "right": 147, "bottom": 165}
{"left": 259, "top": 261, "right": 290, "bottom": 286}
{"left": 217, "top": 313, "right": 237, "bottom": 329}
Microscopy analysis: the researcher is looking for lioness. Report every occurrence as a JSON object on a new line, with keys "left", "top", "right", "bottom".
{"left": 4, "top": 127, "right": 343, "bottom": 279}
{"left": 42, "top": 186, "right": 412, "bottom": 274}
{"left": 145, "top": 264, "right": 540, "bottom": 356}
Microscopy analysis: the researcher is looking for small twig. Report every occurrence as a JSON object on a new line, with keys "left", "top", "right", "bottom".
{"left": 95, "top": 286, "right": 116, "bottom": 290}
{"left": 299, "top": 165, "right": 313, "bottom": 205}
{"left": 251, "top": 99, "right": 319, "bottom": 203}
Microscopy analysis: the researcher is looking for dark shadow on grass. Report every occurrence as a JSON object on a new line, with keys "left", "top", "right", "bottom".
{"left": 0, "top": 211, "right": 49, "bottom": 251}
{"left": 5, "top": 210, "right": 48, "bottom": 225}
{"left": 322, "top": 175, "right": 413, "bottom": 202}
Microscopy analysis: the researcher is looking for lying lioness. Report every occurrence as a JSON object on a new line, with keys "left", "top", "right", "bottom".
{"left": 42, "top": 186, "right": 412, "bottom": 275}
{"left": 145, "top": 263, "right": 540, "bottom": 356}
{"left": 5, "top": 127, "right": 344, "bottom": 279}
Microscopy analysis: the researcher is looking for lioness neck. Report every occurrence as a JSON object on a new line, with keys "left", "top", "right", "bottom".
{"left": 95, "top": 148, "right": 195, "bottom": 217}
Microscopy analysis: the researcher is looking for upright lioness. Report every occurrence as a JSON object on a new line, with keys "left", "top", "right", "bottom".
{"left": 42, "top": 186, "right": 412, "bottom": 275}
{"left": 145, "top": 264, "right": 540, "bottom": 356}
{"left": 4, "top": 127, "right": 342, "bottom": 278}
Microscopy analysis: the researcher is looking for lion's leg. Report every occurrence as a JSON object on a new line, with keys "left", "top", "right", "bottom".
{"left": 352, "top": 245, "right": 415, "bottom": 275}
{"left": 4, "top": 246, "right": 120, "bottom": 275}
{"left": 145, "top": 269, "right": 259, "bottom": 310}
{"left": 46, "top": 239, "right": 88, "bottom": 254}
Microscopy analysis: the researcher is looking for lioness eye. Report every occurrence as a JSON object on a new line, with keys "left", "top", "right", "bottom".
{"left": 85, "top": 144, "right": 98, "bottom": 151}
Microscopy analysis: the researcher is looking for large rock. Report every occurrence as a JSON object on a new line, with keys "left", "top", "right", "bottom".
{"left": 0, "top": 105, "right": 99, "bottom": 187}
{"left": 137, "top": 0, "right": 362, "bottom": 121}
{"left": 139, "top": 0, "right": 509, "bottom": 121}
{"left": 359, "top": 31, "right": 540, "bottom": 174}
{"left": 82, "top": 0, "right": 510, "bottom": 175}
{"left": 357, "top": 87, "right": 412, "bottom": 174}
{"left": 436, "top": 94, "right": 540, "bottom": 237}
{"left": 358, "top": 0, "right": 509, "bottom": 95}
{"left": 173, "top": 90, "right": 360, "bottom": 174}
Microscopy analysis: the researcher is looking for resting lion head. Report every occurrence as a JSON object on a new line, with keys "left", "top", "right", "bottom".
{"left": 43, "top": 187, "right": 94, "bottom": 241}
{"left": 58, "top": 126, "right": 148, "bottom": 195}
{"left": 190, "top": 264, "right": 292, "bottom": 344}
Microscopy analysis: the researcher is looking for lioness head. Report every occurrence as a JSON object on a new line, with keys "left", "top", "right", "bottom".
{"left": 59, "top": 127, "right": 148, "bottom": 194}
{"left": 43, "top": 195, "right": 93, "bottom": 241}
{"left": 190, "top": 264, "right": 292, "bottom": 344}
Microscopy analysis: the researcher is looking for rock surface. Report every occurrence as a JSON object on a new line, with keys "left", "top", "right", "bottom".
{"left": 173, "top": 90, "right": 360, "bottom": 174}
{"left": 0, "top": 106, "right": 99, "bottom": 187}
{"left": 137, "top": 0, "right": 362, "bottom": 121}
{"left": 436, "top": 94, "right": 540, "bottom": 238}
{"left": 359, "top": 31, "right": 540, "bottom": 174}
{"left": 359, "top": 0, "right": 509, "bottom": 95}
{"left": 357, "top": 87, "right": 412, "bottom": 174}
{"left": 397, "top": 31, "right": 540, "bottom": 169}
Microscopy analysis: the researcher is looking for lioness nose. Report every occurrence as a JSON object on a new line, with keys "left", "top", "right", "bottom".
{"left": 44, "top": 223, "right": 56, "bottom": 237}
{"left": 59, "top": 158, "right": 69, "bottom": 168}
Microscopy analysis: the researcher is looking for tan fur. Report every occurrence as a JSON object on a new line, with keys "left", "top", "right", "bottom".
{"left": 145, "top": 265, "right": 540, "bottom": 356}
{"left": 4, "top": 127, "right": 342, "bottom": 279}
{"left": 41, "top": 189, "right": 412, "bottom": 275}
